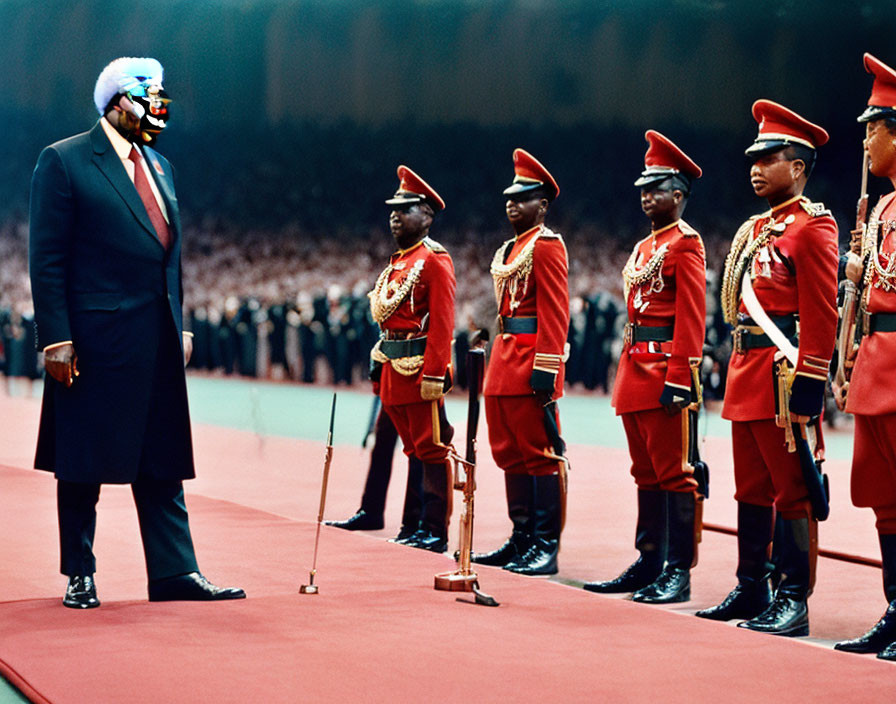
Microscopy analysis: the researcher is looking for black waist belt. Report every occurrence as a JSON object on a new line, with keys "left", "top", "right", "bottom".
{"left": 734, "top": 315, "right": 798, "bottom": 352}
{"left": 380, "top": 337, "right": 427, "bottom": 359}
{"left": 630, "top": 324, "right": 673, "bottom": 343}
{"left": 868, "top": 313, "right": 896, "bottom": 334}
{"left": 500, "top": 316, "right": 538, "bottom": 334}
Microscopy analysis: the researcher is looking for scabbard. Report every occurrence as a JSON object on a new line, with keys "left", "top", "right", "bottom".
{"left": 542, "top": 401, "right": 566, "bottom": 458}
{"left": 792, "top": 422, "right": 830, "bottom": 521}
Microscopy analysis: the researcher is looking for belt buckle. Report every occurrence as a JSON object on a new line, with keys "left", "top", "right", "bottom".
{"left": 623, "top": 322, "right": 633, "bottom": 346}
{"left": 862, "top": 310, "right": 871, "bottom": 336}
{"left": 733, "top": 327, "right": 746, "bottom": 355}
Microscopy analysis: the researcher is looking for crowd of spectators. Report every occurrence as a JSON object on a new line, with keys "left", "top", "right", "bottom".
{"left": 1, "top": 218, "right": 736, "bottom": 400}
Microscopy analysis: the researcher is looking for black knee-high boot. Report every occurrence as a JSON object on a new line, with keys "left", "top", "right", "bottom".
{"left": 585, "top": 489, "right": 668, "bottom": 593}
{"left": 471, "top": 473, "right": 533, "bottom": 566}
{"left": 836, "top": 533, "right": 896, "bottom": 655}
{"left": 738, "top": 516, "right": 811, "bottom": 637}
{"left": 696, "top": 502, "right": 773, "bottom": 620}
{"left": 632, "top": 491, "right": 694, "bottom": 604}
{"left": 504, "top": 473, "right": 562, "bottom": 576}
{"left": 389, "top": 457, "right": 425, "bottom": 542}
{"left": 403, "top": 460, "right": 451, "bottom": 552}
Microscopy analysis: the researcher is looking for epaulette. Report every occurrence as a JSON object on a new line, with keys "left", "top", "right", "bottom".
{"left": 800, "top": 198, "right": 832, "bottom": 218}
{"left": 678, "top": 220, "right": 700, "bottom": 238}
{"left": 422, "top": 237, "right": 447, "bottom": 253}
{"left": 539, "top": 226, "right": 563, "bottom": 239}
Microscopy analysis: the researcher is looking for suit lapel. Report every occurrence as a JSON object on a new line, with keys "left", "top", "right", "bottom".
{"left": 89, "top": 122, "right": 163, "bottom": 249}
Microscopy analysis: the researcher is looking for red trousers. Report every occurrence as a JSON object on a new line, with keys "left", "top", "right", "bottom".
{"left": 731, "top": 419, "right": 810, "bottom": 519}
{"left": 485, "top": 395, "right": 563, "bottom": 476}
{"left": 621, "top": 408, "right": 698, "bottom": 493}
{"left": 851, "top": 413, "right": 896, "bottom": 534}
{"left": 383, "top": 399, "right": 453, "bottom": 466}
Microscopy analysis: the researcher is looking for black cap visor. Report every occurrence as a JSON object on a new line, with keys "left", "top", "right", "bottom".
{"left": 858, "top": 105, "right": 896, "bottom": 123}
{"left": 385, "top": 190, "right": 426, "bottom": 207}
{"left": 745, "top": 139, "right": 803, "bottom": 159}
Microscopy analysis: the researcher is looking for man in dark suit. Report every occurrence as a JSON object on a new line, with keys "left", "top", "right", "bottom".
{"left": 29, "top": 57, "right": 245, "bottom": 608}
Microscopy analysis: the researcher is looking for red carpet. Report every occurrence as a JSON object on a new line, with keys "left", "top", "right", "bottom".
{"left": 2, "top": 389, "right": 896, "bottom": 702}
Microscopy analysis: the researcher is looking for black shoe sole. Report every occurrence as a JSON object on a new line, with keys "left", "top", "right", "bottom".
{"left": 737, "top": 621, "right": 809, "bottom": 637}
{"left": 62, "top": 598, "right": 100, "bottom": 609}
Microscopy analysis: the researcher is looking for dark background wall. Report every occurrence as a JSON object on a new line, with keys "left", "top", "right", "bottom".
{"left": 3, "top": 0, "right": 896, "bottom": 239}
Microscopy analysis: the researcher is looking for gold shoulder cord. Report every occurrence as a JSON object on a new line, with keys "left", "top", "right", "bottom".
{"left": 863, "top": 212, "right": 896, "bottom": 295}
{"left": 368, "top": 259, "right": 425, "bottom": 324}
{"left": 490, "top": 231, "right": 540, "bottom": 312}
{"left": 720, "top": 216, "right": 773, "bottom": 325}
{"left": 622, "top": 241, "right": 669, "bottom": 301}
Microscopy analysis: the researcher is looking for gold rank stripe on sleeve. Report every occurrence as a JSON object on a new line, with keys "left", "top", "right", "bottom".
{"left": 533, "top": 353, "right": 563, "bottom": 374}
{"left": 796, "top": 369, "right": 829, "bottom": 382}
{"left": 801, "top": 355, "right": 831, "bottom": 375}
{"left": 665, "top": 381, "right": 691, "bottom": 391}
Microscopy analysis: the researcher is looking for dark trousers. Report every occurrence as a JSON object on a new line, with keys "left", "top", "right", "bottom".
{"left": 57, "top": 476, "right": 199, "bottom": 581}
{"left": 359, "top": 410, "right": 400, "bottom": 516}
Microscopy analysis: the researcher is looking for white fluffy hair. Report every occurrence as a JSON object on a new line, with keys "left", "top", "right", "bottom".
{"left": 93, "top": 57, "right": 164, "bottom": 115}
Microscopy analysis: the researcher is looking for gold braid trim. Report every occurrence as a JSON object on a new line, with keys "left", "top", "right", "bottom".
{"left": 368, "top": 259, "right": 425, "bottom": 323}
{"left": 622, "top": 241, "right": 669, "bottom": 301}
{"left": 863, "top": 217, "right": 896, "bottom": 294}
{"left": 490, "top": 229, "right": 543, "bottom": 311}
{"left": 369, "top": 339, "right": 425, "bottom": 376}
{"left": 720, "top": 216, "right": 765, "bottom": 325}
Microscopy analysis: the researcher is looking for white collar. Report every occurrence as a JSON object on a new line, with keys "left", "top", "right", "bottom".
{"left": 100, "top": 116, "right": 138, "bottom": 161}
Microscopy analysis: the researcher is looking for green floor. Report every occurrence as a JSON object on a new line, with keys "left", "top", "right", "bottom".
{"left": 0, "top": 681, "right": 28, "bottom": 703}
{"left": 179, "top": 375, "right": 854, "bottom": 462}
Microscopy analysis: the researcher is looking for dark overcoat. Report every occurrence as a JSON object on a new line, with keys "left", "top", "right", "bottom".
{"left": 29, "top": 121, "right": 194, "bottom": 483}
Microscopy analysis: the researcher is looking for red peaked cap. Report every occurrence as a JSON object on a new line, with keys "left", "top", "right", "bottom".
{"left": 859, "top": 53, "right": 896, "bottom": 123}
{"left": 634, "top": 130, "right": 702, "bottom": 189}
{"left": 503, "top": 148, "right": 559, "bottom": 200}
{"left": 745, "top": 99, "right": 829, "bottom": 157}
{"left": 385, "top": 165, "right": 445, "bottom": 212}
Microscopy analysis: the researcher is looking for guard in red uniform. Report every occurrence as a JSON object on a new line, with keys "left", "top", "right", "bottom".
{"left": 696, "top": 101, "right": 838, "bottom": 636}
{"left": 472, "top": 149, "right": 570, "bottom": 576}
{"left": 834, "top": 54, "right": 896, "bottom": 661}
{"left": 584, "top": 131, "right": 706, "bottom": 603}
{"left": 368, "top": 166, "right": 456, "bottom": 553}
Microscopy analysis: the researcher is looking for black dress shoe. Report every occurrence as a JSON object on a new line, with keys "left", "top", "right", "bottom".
{"left": 584, "top": 556, "right": 663, "bottom": 594}
{"left": 401, "top": 529, "right": 447, "bottom": 553}
{"left": 63, "top": 575, "right": 100, "bottom": 609}
{"left": 388, "top": 526, "right": 419, "bottom": 544}
{"left": 325, "top": 509, "right": 384, "bottom": 531}
{"left": 632, "top": 567, "right": 690, "bottom": 604}
{"left": 737, "top": 594, "right": 808, "bottom": 637}
{"left": 471, "top": 532, "right": 530, "bottom": 567}
{"left": 878, "top": 640, "right": 896, "bottom": 661}
{"left": 695, "top": 581, "right": 772, "bottom": 621}
{"left": 835, "top": 601, "right": 896, "bottom": 654}
{"left": 504, "top": 538, "right": 558, "bottom": 576}
{"left": 148, "top": 572, "right": 246, "bottom": 602}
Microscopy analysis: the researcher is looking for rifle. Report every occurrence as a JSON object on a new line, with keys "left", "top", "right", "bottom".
{"left": 434, "top": 348, "right": 498, "bottom": 606}
{"left": 834, "top": 150, "right": 870, "bottom": 396}
{"left": 682, "top": 359, "right": 708, "bottom": 564}
{"left": 300, "top": 393, "right": 337, "bottom": 594}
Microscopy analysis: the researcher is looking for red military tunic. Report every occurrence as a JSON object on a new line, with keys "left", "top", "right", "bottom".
{"left": 483, "top": 224, "right": 569, "bottom": 475}
{"left": 721, "top": 195, "right": 838, "bottom": 517}
{"left": 612, "top": 219, "right": 706, "bottom": 492}
{"left": 845, "top": 191, "right": 896, "bottom": 533}
{"left": 369, "top": 237, "right": 455, "bottom": 463}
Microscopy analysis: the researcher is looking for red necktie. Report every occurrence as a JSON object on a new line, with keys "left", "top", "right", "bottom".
{"left": 128, "top": 146, "right": 171, "bottom": 250}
